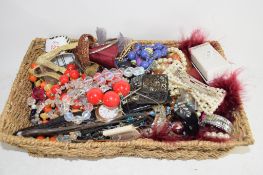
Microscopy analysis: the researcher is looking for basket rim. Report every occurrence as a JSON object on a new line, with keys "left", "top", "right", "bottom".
{"left": 0, "top": 38, "right": 255, "bottom": 159}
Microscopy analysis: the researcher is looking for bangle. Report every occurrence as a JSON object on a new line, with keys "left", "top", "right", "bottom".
{"left": 200, "top": 114, "right": 233, "bottom": 134}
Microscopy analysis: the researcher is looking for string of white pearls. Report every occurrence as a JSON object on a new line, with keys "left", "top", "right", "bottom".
{"left": 167, "top": 47, "right": 188, "bottom": 68}
{"left": 163, "top": 62, "right": 226, "bottom": 114}
{"left": 153, "top": 58, "right": 185, "bottom": 72}
{"left": 204, "top": 131, "right": 230, "bottom": 140}
{"left": 152, "top": 47, "right": 187, "bottom": 73}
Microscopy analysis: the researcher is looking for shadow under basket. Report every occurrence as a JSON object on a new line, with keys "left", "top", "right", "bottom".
{"left": 0, "top": 38, "right": 254, "bottom": 160}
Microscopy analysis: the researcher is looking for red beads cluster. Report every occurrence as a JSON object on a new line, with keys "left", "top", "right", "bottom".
{"left": 103, "top": 91, "right": 120, "bottom": 108}
{"left": 113, "top": 80, "right": 130, "bottom": 97}
{"left": 60, "top": 63, "right": 80, "bottom": 84}
{"left": 39, "top": 63, "right": 80, "bottom": 101}
{"left": 86, "top": 80, "right": 130, "bottom": 108}
{"left": 86, "top": 88, "right": 104, "bottom": 105}
{"left": 59, "top": 75, "right": 69, "bottom": 85}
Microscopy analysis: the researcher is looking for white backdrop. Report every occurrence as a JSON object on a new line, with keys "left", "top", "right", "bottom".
{"left": 0, "top": 0, "right": 262, "bottom": 175}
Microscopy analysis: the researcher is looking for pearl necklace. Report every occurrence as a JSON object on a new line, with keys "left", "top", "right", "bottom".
{"left": 151, "top": 47, "right": 187, "bottom": 73}
{"left": 152, "top": 58, "right": 185, "bottom": 73}
{"left": 163, "top": 62, "right": 226, "bottom": 114}
{"left": 167, "top": 47, "right": 188, "bottom": 68}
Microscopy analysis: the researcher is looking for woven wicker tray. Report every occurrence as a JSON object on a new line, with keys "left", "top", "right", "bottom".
{"left": 0, "top": 38, "right": 254, "bottom": 159}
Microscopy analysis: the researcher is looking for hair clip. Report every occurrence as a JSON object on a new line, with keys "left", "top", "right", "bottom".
{"left": 122, "top": 104, "right": 153, "bottom": 114}
{"left": 176, "top": 89, "right": 198, "bottom": 111}
{"left": 30, "top": 42, "right": 78, "bottom": 80}
{"left": 173, "top": 102, "right": 199, "bottom": 136}
{"left": 16, "top": 118, "right": 123, "bottom": 137}
{"left": 78, "top": 114, "right": 152, "bottom": 141}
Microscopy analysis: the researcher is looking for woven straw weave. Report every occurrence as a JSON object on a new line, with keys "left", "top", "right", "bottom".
{"left": 0, "top": 38, "right": 254, "bottom": 159}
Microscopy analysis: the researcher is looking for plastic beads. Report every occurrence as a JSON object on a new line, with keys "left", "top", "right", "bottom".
{"left": 126, "top": 43, "right": 168, "bottom": 69}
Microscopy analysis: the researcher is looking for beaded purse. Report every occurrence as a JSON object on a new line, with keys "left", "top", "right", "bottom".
{"left": 128, "top": 74, "right": 169, "bottom": 105}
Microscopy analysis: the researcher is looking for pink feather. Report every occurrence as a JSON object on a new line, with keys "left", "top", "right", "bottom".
{"left": 145, "top": 122, "right": 193, "bottom": 141}
{"left": 209, "top": 70, "right": 244, "bottom": 120}
{"left": 179, "top": 29, "right": 206, "bottom": 58}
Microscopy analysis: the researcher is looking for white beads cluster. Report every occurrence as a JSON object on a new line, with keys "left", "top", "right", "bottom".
{"left": 123, "top": 66, "right": 145, "bottom": 77}
{"left": 163, "top": 62, "right": 226, "bottom": 114}
{"left": 167, "top": 47, "right": 188, "bottom": 68}
{"left": 204, "top": 131, "right": 230, "bottom": 140}
{"left": 153, "top": 58, "right": 186, "bottom": 72}
{"left": 152, "top": 47, "right": 188, "bottom": 73}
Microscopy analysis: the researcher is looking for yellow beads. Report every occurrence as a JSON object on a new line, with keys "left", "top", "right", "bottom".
{"left": 40, "top": 113, "right": 49, "bottom": 121}
{"left": 145, "top": 47, "right": 153, "bottom": 55}
{"left": 34, "top": 80, "right": 42, "bottom": 87}
{"left": 44, "top": 84, "right": 53, "bottom": 91}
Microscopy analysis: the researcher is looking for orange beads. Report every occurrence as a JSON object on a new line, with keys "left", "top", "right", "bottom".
{"left": 43, "top": 105, "right": 52, "bottom": 113}
{"left": 29, "top": 75, "right": 37, "bottom": 82}
{"left": 40, "top": 81, "right": 47, "bottom": 89}
{"left": 36, "top": 136, "right": 45, "bottom": 140}
{"left": 31, "top": 63, "right": 38, "bottom": 69}
{"left": 49, "top": 136, "right": 57, "bottom": 142}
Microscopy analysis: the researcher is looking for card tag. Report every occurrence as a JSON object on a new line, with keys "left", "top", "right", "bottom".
{"left": 45, "top": 36, "right": 70, "bottom": 52}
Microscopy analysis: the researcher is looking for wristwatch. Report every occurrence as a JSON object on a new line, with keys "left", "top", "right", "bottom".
{"left": 95, "top": 105, "right": 122, "bottom": 123}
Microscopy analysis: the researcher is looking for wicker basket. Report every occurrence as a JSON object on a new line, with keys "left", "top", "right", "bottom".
{"left": 0, "top": 38, "right": 254, "bottom": 159}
